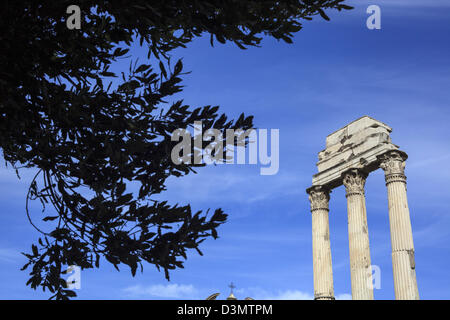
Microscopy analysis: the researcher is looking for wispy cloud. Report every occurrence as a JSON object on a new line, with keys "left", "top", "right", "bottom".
{"left": 407, "top": 153, "right": 450, "bottom": 170}
{"left": 335, "top": 293, "right": 352, "bottom": 300}
{"left": 413, "top": 214, "right": 450, "bottom": 248}
{"left": 0, "top": 248, "right": 20, "bottom": 263}
{"left": 122, "top": 283, "right": 351, "bottom": 300}
{"left": 263, "top": 289, "right": 313, "bottom": 300}
{"left": 156, "top": 167, "right": 305, "bottom": 207}
{"left": 235, "top": 286, "right": 351, "bottom": 300}
{"left": 123, "top": 283, "right": 199, "bottom": 299}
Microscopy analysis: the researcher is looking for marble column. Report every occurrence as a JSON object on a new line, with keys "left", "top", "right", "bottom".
{"left": 342, "top": 169, "right": 374, "bottom": 300}
{"left": 307, "top": 186, "right": 334, "bottom": 300}
{"left": 379, "top": 150, "right": 419, "bottom": 300}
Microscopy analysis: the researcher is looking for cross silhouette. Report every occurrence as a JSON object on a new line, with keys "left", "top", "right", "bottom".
{"left": 228, "top": 282, "right": 236, "bottom": 294}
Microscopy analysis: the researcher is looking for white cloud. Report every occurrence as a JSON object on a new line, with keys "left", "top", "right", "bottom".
{"left": 123, "top": 283, "right": 199, "bottom": 299}
{"left": 234, "top": 287, "right": 312, "bottom": 300}
{"left": 335, "top": 293, "right": 352, "bottom": 300}
{"left": 268, "top": 290, "right": 314, "bottom": 300}
{"left": 264, "top": 290, "right": 352, "bottom": 300}
{"left": 235, "top": 287, "right": 351, "bottom": 300}
{"left": 122, "top": 283, "right": 350, "bottom": 301}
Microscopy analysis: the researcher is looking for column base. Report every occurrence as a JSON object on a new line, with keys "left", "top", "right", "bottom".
{"left": 314, "top": 295, "right": 335, "bottom": 300}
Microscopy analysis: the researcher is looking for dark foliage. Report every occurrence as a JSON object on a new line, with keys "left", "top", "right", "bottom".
{"left": 0, "top": 1, "right": 352, "bottom": 299}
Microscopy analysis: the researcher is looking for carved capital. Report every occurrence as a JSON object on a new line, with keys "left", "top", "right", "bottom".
{"left": 342, "top": 169, "right": 367, "bottom": 197}
{"left": 307, "top": 186, "right": 331, "bottom": 213}
{"left": 378, "top": 150, "right": 407, "bottom": 184}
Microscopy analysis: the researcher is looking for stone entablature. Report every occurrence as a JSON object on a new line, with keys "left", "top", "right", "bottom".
{"left": 313, "top": 116, "right": 399, "bottom": 188}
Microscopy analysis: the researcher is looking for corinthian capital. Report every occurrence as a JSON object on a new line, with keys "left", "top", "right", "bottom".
{"left": 378, "top": 150, "right": 408, "bottom": 184}
{"left": 342, "top": 169, "right": 367, "bottom": 197}
{"left": 378, "top": 150, "right": 407, "bottom": 175}
{"left": 307, "top": 186, "right": 331, "bottom": 212}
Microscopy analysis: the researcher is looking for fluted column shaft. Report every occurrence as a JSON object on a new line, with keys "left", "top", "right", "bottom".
{"left": 342, "top": 169, "right": 374, "bottom": 300}
{"left": 307, "top": 186, "right": 334, "bottom": 300}
{"left": 379, "top": 150, "right": 419, "bottom": 300}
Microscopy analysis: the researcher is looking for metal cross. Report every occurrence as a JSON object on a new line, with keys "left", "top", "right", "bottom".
{"left": 228, "top": 282, "right": 236, "bottom": 294}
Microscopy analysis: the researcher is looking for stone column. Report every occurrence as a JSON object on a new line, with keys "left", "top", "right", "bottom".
{"left": 307, "top": 186, "right": 334, "bottom": 300}
{"left": 379, "top": 150, "right": 419, "bottom": 300}
{"left": 342, "top": 169, "right": 374, "bottom": 300}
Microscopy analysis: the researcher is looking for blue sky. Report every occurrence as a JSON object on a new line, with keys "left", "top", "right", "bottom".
{"left": 1, "top": 0, "right": 450, "bottom": 299}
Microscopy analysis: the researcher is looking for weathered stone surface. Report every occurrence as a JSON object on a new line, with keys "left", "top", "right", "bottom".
{"left": 307, "top": 186, "right": 335, "bottom": 300}
{"left": 342, "top": 169, "right": 374, "bottom": 300}
{"left": 379, "top": 151, "right": 419, "bottom": 300}
{"left": 307, "top": 117, "right": 419, "bottom": 300}
{"left": 312, "top": 116, "right": 399, "bottom": 188}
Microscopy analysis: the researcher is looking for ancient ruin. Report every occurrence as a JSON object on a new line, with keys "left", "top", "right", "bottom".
{"left": 306, "top": 116, "right": 419, "bottom": 300}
